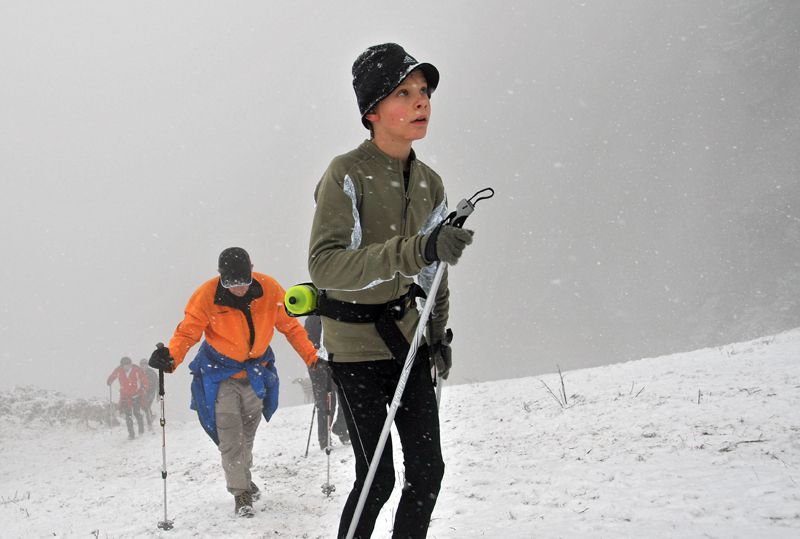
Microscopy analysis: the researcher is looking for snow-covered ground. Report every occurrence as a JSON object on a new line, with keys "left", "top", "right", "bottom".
{"left": 1, "top": 329, "right": 799, "bottom": 538}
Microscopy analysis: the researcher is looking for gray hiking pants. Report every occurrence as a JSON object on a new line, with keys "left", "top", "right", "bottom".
{"left": 215, "top": 377, "right": 262, "bottom": 496}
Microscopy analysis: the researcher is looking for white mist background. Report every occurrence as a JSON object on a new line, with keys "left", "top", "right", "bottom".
{"left": 1, "top": 1, "right": 798, "bottom": 421}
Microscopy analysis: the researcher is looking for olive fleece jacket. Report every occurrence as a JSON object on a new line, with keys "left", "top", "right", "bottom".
{"left": 308, "top": 140, "right": 450, "bottom": 362}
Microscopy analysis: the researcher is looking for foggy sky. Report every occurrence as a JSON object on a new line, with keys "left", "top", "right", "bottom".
{"left": 1, "top": 1, "right": 798, "bottom": 419}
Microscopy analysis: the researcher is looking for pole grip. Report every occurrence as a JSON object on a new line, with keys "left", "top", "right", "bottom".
{"left": 445, "top": 187, "right": 494, "bottom": 229}
{"left": 448, "top": 198, "right": 475, "bottom": 228}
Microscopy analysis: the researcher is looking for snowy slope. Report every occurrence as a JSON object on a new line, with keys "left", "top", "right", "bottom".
{"left": 1, "top": 330, "right": 799, "bottom": 538}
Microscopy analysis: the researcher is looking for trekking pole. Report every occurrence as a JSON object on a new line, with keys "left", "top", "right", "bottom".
{"left": 108, "top": 385, "right": 114, "bottom": 429}
{"left": 321, "top": 372, "right": 336, "bottom": 497}
{"left": 345, "top": 187, "right": 494, "bottom": 539}
{"left": 429, "top": 321, "right": 452, "bottom": 409}
{"left": 155, "top": 343, "right": 174, "bottom": 531}
{"left": 304, "top": 404, "right": 317, "bottom": 458}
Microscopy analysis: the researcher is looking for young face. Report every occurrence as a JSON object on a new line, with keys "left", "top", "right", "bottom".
{"left": 366, "top": 69, "right": 431, "bottom": 147}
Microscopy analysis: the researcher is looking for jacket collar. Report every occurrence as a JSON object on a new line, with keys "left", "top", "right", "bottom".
{"left": 214, "top": 278, "right": 264, "bottom": 308}
{"left": 360, "top": 139, "right": 417, "bottom": 169}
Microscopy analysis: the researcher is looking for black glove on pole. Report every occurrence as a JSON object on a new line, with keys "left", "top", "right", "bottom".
{"left": 430, "top": 328, "right": 454, "bottom": 380}
{"left": 430, "top": 327, "right": 453, "bottom": 407}
{"left": 149, "top": 344, "right": 175, "bottom": 372}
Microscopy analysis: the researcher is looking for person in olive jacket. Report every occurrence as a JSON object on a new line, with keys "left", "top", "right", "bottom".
{"left": 149, "top": 247, "right": 317, "bottom": 518}
{"left": 308, "top": 43, "right": 474, "bottom": 539}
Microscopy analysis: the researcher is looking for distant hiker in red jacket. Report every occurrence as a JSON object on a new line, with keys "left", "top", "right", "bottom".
{"left": 107, "top": 356, "right": 148, "bottom": 440}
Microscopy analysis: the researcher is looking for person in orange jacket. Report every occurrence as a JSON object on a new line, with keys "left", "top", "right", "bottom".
{"left": 106, "top": 356, "right": 148, "bottom": 440}
{"left": 148, "top": 247, "right": 317, "bottom": 518}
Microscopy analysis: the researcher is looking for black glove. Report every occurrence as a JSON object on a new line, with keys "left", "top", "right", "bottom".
{"left": 430, "top": 328, "right": 454, "bottom": 380}
{"left": 424, "top": 224, "right": 474, "bottom": 265}
{"left": 148, "top": 345, "right": 175, "bottom": 372}
{"left": 308, "top": 358, "right": 331, "bottom": 385}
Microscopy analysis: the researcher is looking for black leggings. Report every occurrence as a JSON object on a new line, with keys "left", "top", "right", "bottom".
{"left": 331, "top": 358, "right": 444, "bottom": 539}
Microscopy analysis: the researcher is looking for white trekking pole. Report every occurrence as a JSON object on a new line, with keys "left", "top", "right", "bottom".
{"left": 345, "top": 187, "right": 494, "bottom": 539}
{"left": 155, "top": 343, "right": 174, "bottom": 531}
{"left": 321, "top": 372, "right": 336, "bottom": 497}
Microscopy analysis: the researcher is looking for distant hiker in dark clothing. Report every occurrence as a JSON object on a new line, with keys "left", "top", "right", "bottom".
{"left": 139, "top": 358, "right": 158, "bottom": 431}
{"left": 148, "top": 247, "right": 318, "bottom": 518}
{"left": 106, "top": 356, "right": 149, "bottom": 440}
{"left": 304, "top": 315, "right": 349, "bottom": 449}
{"left": 308, "top": 44, "right": 471, "bottom": 538}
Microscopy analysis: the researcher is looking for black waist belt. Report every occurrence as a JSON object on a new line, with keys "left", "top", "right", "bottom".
{"left": 317, "top": 284, "right": 427, "bottom": 362}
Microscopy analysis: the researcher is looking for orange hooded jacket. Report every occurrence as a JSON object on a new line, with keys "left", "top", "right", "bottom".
{"left": 168, "top": 272, "right": 317, "bottom": 377}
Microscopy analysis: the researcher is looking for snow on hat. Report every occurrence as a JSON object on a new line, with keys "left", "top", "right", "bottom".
{"left": 218, "top": 247, "right": 252, "bottom": 289}
{"left": 352, "top": 43, "right": 439, "bottom": 129}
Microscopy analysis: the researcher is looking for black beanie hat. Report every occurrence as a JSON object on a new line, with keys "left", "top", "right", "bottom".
{"left": 352, "top": 43, "right": 439, "bottom": 129}
{"left": 218, "top": 247, "right": 252, "bottom": 289}
{"left": 120, "top": 356, "right": 132, "bottom": 366}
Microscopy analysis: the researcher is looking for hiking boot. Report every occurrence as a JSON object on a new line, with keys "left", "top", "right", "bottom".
{"left": 234, "top": 491, "right": 254, "bottom": 518}
{"left": 249, "top": 481, "right": 261, "bottom": 501}
{"left": 338, "top": 431, "right": 351, "bottom": 445}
